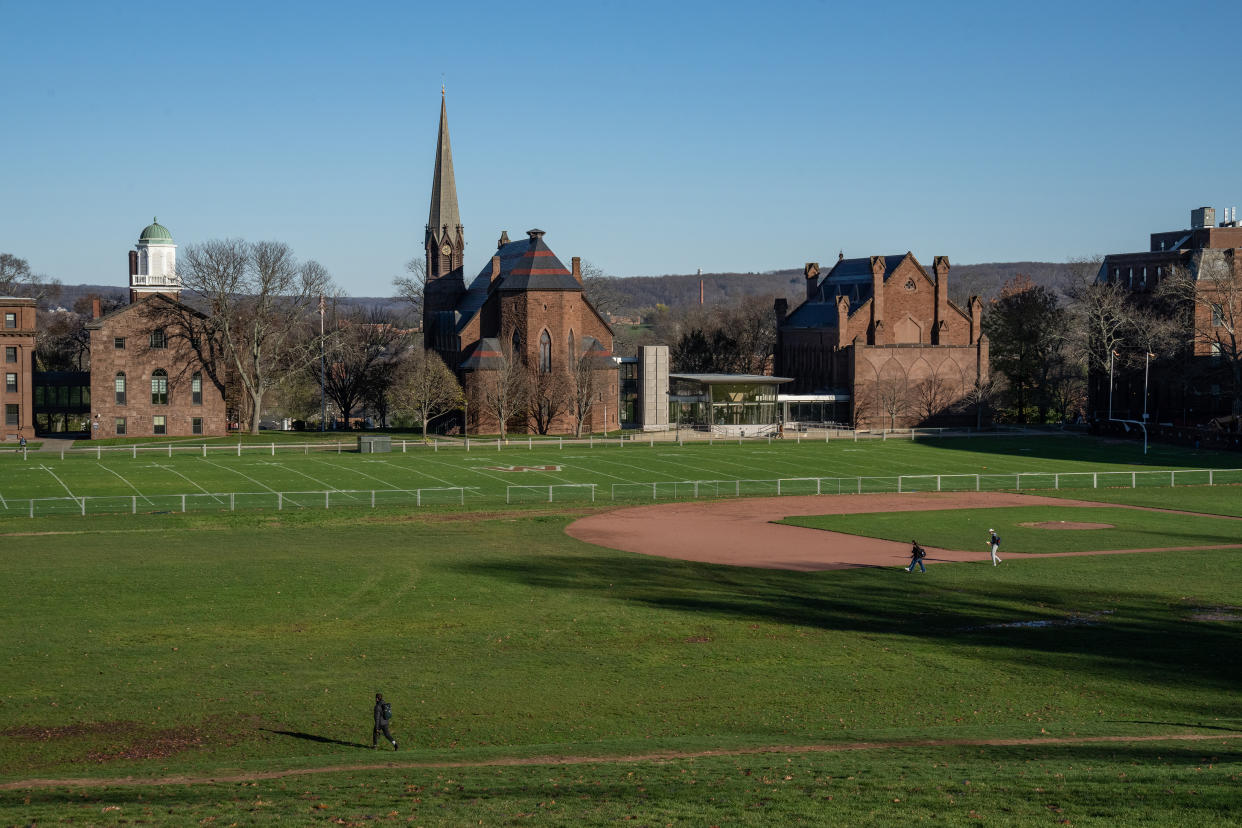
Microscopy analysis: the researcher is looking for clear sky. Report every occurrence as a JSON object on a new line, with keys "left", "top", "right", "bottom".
{"left": 2, "top": 0, "right": 1240, "bottom": 297}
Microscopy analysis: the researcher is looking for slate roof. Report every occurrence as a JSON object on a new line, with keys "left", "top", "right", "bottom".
{"left": 84, "top": 292, "right": 205, "bottom": 330}
{"left": 427, "top": 94, "right": 462, "bottom": 245}
{"left": 782, "top": 253, "right": 922, "bottom": 329}
{"left": 459, "top": 337, "right": 506, "bottom": 371}
{"left": 490, "top": 234, "right": 581, "bottom": 292}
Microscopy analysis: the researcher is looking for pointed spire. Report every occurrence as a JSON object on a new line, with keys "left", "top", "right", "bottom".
{"left": 427, "top": 91, "right": 462, "bottom": 247}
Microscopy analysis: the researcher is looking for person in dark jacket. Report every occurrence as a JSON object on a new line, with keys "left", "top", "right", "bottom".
{"left": 988, "top": 529, "right": 1002, "bottom": 566}
{"left": 372, "top": 692, "right": 397, "bottom": 750}
{"left": 906, "top": 540, "right": 926, "bottom": 573}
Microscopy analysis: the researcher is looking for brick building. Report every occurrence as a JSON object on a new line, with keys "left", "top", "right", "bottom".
{"left": 421, "top": 93, "right": 617, "bottom": 434}
{"left": 1, "top": 296, "right": 36, "bottom": 440}
{"left": 774, "top": 253, "right": 987, "bottom": 428}
{"left": 1096, "top": 206, "right": 1242, "bottom": 425}
{"left": 84, "top": 220, "right": 226, "bottom": 438}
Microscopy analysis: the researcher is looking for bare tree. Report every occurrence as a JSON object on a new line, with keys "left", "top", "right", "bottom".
{"left": 0, "top": 253, "right": 60, "bottom": 303}
{"left": 529, "top": 368, "right": 572, "bottom": 434}
{"left": 913, "top": 374, "right": 953, "bottom": 423}
{"left": 391, "top": 347, "right": 463, "bottom": 440}
{"left": 316, "top": 306, "right": 409, "bottom": 425}
{"left": 470, "top": 343, "right": 528, "bottom": 438}
{"left": 392, "top": 257, "right": 426, "bottom": 323}
{"left": 177, "top": 239, "right": 333, "bottom": 433}
{"left": 568, "top": 346, "right": 611, "bottom": 437}
{"left": 958, "top": 374, "right": 1004, "bottom": 429}
{"left": 1157, "top": 251, "right": 1242, "bottom": 421}
{"left": 874, "top": 378, "right": 913, "bottom": 431}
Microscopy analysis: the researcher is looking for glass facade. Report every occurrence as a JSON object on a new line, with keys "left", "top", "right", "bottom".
{"left": 619, "top": 361, "right": 639, "bottom": 425}
{"left": 668, "top": 378, "right": 782, "bottom": 428}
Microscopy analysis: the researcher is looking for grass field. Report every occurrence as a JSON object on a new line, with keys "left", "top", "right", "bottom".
{"left": 2, "top": 435, "right": 1241, "bottom": 824}
{"left": 3, "top": 434, "right": 1242, "bottom": 517}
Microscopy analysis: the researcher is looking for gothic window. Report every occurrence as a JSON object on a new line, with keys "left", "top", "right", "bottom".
{"left": 151, "top": 370, "right": 168, "bottom": 405}
{"left": 568, "top": 330, "right": 576, "bottom": 364}
{"left": 539, "top": 330, "right": 552, "bottom": 373}
{"left": 114, "top": 372, "right": 127, "bottom": 405}
{"left": 511, "top": 330, "right": 522, "bottom": 363}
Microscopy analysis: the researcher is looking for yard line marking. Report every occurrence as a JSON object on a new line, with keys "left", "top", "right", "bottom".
{"left": 308, "top": 458, "right": 411, "bottom": 491}
{"left": 96, "top": 464, "right": 154, "bottom": 504}
{"left": 150, "top": 464, "right": 227, "bottom": 504}
{"left": 0, "top": 490, "right": 7, "bottom": 510}
{"left": 259, "top": 461, "right": 362, "bottom": 499}
{"left": 370, "top": 459, "right": 462, "bottom": 488}
{"left": 198, "top": 458, "right": 308, "bottom": 508}
{"left": 38, "top": 465, "right": 79, "bottom": 502}
{"left": 419, "top": 457, "right": 520, "bottom": 488}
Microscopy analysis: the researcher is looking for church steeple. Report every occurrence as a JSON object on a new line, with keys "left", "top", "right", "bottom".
{"left": 426, "top": 87, "right": 464, "bottom": 277}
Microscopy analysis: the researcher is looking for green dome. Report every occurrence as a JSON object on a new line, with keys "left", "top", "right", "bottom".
{"left": 138, "top": 217, "right": 173, "bottom": 244}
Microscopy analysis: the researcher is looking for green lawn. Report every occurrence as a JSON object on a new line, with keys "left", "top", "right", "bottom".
{"left": 2, "top": 434, "right": 1240, "bottom": 517}
{"left": 1, "top": 443, "right": 1241, "bottom": 824}
{"left": 781, "top": 506, "right": 1242, "bottom": 554}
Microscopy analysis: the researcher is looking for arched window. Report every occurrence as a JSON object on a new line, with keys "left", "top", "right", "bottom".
{"left": 151, "top": 369, "right": 168, "bottom": 405}
{"left": 114, "top": 372, "right": 126, "bottom": 405}
{"left": 191, "top": 371, "right": 202, "bottom": 405}
{"left": 511, "top": 330, "right": 521, "bottom": 362}
{"left": 568, "top": 330, "right": 576, "bottom": 364}
{"left": 539, "top": 330, "right": 552, "bottom": 373}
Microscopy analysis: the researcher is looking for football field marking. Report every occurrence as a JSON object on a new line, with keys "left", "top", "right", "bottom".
{"left": 38, "top": 465, "right": 79, "bottom": 500}
{"left": 151, "top": 464, "right": 227, "bottom": 504}
{"left": 197, "top": 458, "right": 309, "bottom": 507}
{"left": 96, "top": 464, "right": 154, "bottom": 505}
{"left": 310, "top": 458, "right": 412, "bottom": 491}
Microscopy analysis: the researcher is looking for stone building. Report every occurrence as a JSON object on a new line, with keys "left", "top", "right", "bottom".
{"left": 420, "top": 93, "right": 617, "bottom": 434}
{"left": 774, "top": 253, "right": 987, "bottom": 428}
{"left": 1096, "top": 206, "right": 1242, "bottom": 425}
{"left": 1, "top": 296, "right": 36, "bottom": 440}
{"left": 84, "top": 220, "right": 226, "bottom": 438}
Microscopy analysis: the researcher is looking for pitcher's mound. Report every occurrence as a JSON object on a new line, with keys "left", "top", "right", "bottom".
{"left": 1019, "top": 521, "right": 1114, "bottom": 530}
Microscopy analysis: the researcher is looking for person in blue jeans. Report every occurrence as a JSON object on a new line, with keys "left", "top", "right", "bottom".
{"left": 906, "top": 540, "right": 926, "bottom": 573}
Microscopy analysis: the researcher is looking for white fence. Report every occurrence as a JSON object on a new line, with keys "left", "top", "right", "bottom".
{"left": 8, "top": 468, "right": 1241, "bottom": 517}
{"left": 10, "top": 487, "right": 471, "bottom": 518}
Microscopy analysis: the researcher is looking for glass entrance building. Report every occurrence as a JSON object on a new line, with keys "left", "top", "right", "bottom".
{"left": 669, "top": 374, "right": 793, "bottom": 432}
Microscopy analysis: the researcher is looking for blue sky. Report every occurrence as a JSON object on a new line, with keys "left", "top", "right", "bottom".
{"left": 2, "top": 0, "right": 1240, "bottom": 297}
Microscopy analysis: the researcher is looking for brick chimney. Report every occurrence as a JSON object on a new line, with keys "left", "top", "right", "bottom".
{"left": 571, "top": 256, "right": 582, "bottom": 284}
{"left": 932, "top": 256, "right": 950, "bottom": 344}
{"left": 92, "top": 298, "right": 102, "bottom": 319}
{"left": 490, "top": 255, "right": 501, "bottom": 284}
{"left": 804, "top": 262, "right": 820, "bottom": 301}
{"left": 497, "top": 230, "right": 510, "bottom": 249}
{"left": 836, "top": 294, "right": 851, "bottom": 347}
{"left": 869, "top": 256, "right": 886, "bottom": 345}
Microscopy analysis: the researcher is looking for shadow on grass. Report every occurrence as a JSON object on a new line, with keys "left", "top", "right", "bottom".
{"left": 452, "top": 551, "right": 1242, "bottom": 699}
{"left": 261, "top": 729, "right": 371, "bottom": 750}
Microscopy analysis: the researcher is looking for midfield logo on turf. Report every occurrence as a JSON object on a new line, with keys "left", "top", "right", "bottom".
{"left": 485, "top": 465, "right": 563, "bottom": 472}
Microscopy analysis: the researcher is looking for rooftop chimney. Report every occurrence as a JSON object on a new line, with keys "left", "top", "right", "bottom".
{"left": 497, "top": 230, "right": 510, "bottom": 248}
{"left": 571, "top": 256, "right": 582, "bottom": 283}
{"left": 526, "top": 229, "right": 545, "bottom": 242}
{"left": 804, "top": 262, "right": 820, "bottom": 301}
{"left": 92, "top": 298, "right": 102, "bottom": 319}
{"left": 490, "top": 255, "right": 501, "bottom": 283}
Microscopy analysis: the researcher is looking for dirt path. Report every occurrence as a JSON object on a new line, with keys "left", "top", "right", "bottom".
{"left": 3, "top": 731, "right": 1239, "bottom": 790}
{"left": 564, "top": 492, "right": 1242, "bottom": 570}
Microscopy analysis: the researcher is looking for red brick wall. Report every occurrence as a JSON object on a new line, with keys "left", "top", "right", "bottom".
{"left": 0, "top": 298, "right": 36, "bottom": 439}
{"left": 88, "top": 305, "right": 226, "bottom": 438}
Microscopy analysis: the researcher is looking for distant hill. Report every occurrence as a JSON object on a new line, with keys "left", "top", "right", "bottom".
{"left": 56, "top": 261, "right": 1070, "bottom": 321}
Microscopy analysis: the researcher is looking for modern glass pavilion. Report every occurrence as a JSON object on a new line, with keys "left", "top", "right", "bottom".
{"left": 669, "top": 374, "right": 793, "bottom": 434}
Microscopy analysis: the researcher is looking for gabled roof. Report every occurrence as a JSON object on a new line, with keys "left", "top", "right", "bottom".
{"left": 84, "top": 292, "right": 205, "bottom": 330}
{"left": 490, "top": 234, "right": 581, "bottom": 292}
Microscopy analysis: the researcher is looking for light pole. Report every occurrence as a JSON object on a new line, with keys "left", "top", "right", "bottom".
{"left": 463, "top": 396, "right": 469, "bottom": 439}
{"left": 319, "top": 295, "right": 326, "bottom": 432}
{"left": 598, "top": 392, "right": 608, "bottom": 437}
{"left": 1142, "top": 351, "right": 1153, "bottom": 422}
{"left": 1108, "top": 350, "right": 1117, "bottom": 420}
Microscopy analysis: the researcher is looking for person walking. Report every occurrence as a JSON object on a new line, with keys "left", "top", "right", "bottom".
{"left": 372, "top": 692, "right": 398, "bottom": 750}
{"left": 988, "top": 529, "right": 1002, "bottom": 565}
{"left": 906, "top": 540, "right": 926, "bottom": 573}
